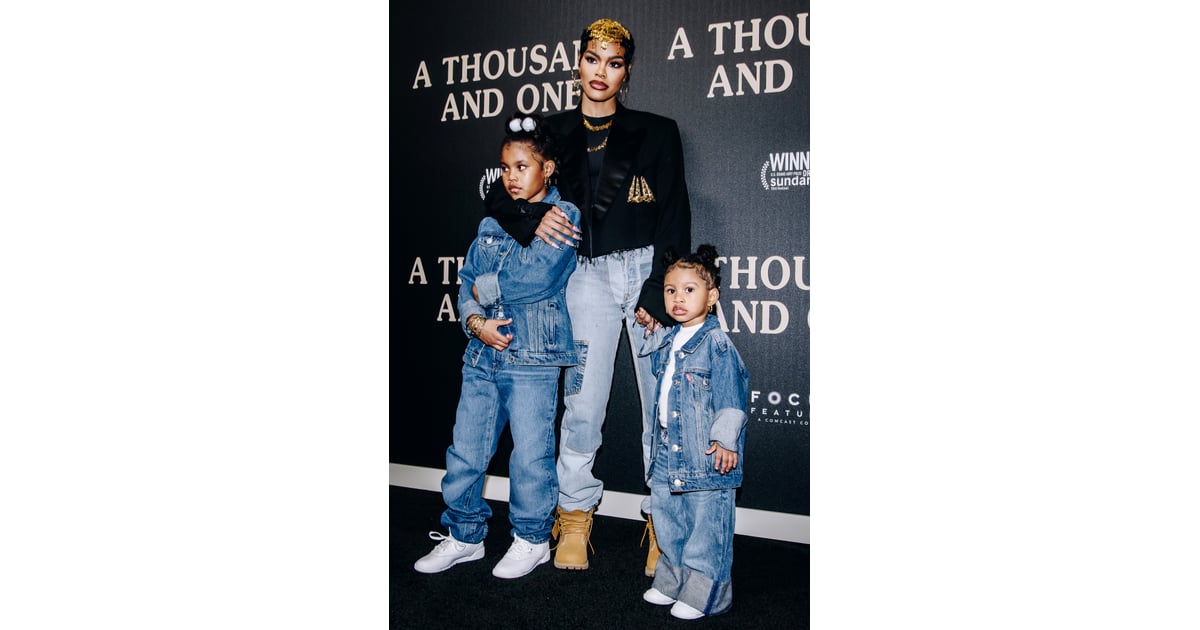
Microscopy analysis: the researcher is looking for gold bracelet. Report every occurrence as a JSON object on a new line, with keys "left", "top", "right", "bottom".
{"left": 467, "top": 315, "right": 486, "bottom": 338}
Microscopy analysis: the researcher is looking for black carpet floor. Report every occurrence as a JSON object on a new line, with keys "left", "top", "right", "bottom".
{"left": 390, "top": 485, "right": 809, "bottom": 629}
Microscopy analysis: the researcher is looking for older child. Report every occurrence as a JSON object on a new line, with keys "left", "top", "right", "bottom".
{"left": 414, "top": 113, "right": 581, "bottom": 580}
{"left": 640, "top": 244, "right": 749, "bottom": 619}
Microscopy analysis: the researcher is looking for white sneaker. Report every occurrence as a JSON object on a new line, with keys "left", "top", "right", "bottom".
{"left": 643, "top": 588, "right": 676, "bottom": 606}
{"left": 491, "top": 534, "right": 550, "bottom": 579}
{"left": 413, "top": 531, "right": 485, "bottom": 574}
{"left": 670, "top": 600, "right": 705, "bottom": 620}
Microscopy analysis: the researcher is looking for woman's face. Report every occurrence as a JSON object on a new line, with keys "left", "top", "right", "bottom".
{"left": 577, "top": 39, "right": 628, "bottom": 105}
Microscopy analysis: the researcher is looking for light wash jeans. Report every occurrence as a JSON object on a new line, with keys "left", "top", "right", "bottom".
{"left": 557, "top": 245, "right": 660, "bottom": 514}
{"left": 440, "top": 351, "right": 560, "bottom": 544}
{"left": 649, "top": 430, "right": 736, "bottom": 616}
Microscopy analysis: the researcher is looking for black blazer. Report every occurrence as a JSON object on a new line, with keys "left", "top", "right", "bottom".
{"left": 485, "top": 103, "right": 692, "bottom": 324}
{"left": 547, "top": 103, "right": 692, "bottom": 324}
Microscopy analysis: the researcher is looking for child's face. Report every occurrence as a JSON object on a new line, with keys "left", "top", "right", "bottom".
{"left": 663, "top": 265, "right": 718, "bottom": 328}
{"left": 499, "top": 141, "right": 554, "bottom": 203}
{"left": 577, "top": 40, "right": 628, "bottom": 105}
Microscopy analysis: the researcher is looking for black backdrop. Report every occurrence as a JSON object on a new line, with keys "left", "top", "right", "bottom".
{"left": 395, "top": 0, "right": 810, "bottom": 516}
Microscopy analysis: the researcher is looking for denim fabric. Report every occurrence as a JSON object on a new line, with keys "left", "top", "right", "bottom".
{"left": 440, "top": 355, "right": 560, "bottom": 544}
{"left": 556, "top": 245, "right": 660, "bottom": 513}
{"left": 649, "top": 435, "right": 736, "bottom": 616}
{"left": 458, "top": 187, "right": 581, "bottom": 367}
{"left": 646, "top": 315, "right": 749, "bottom": 492}
{"left": 441, "top": 186, "right": 581, "bottom": 544}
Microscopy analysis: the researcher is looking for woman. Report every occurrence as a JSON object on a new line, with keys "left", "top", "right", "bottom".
{"left": 488, "top": 17, "right": 693, "bottom": 576}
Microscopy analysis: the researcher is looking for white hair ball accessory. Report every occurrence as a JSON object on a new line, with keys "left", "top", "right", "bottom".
{"left": 508, "top": 118, "right": 523, "bottom": 133}
{"left": 521, "top": 117, "right": 536, "bottom": 132}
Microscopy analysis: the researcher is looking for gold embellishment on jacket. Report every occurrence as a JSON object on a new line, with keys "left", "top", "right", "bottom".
{"left": 628, "top": 176, "right": 655, "bottom": 203}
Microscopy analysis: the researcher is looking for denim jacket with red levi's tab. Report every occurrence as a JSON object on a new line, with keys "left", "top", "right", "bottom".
{"left": 644, "top": 314, "right": 749, "bottom": 492}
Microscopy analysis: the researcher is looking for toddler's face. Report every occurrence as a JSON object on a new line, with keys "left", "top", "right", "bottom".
{"left": 664, "top": 265, "right": 717, "bottom": 327}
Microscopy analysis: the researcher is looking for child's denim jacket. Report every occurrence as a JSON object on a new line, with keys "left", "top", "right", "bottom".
{"left": 645, "top": 314, "right": 749, "bottom": 491}
{"left": 457, "top": 187, "right": 581, "bottom": 367}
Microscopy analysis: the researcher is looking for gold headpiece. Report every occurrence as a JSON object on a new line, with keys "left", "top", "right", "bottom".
{"left": 586, "top": 19, "right": 631, "bottom": 49}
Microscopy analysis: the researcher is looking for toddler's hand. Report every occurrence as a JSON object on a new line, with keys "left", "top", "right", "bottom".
{"left": 635, "top": 307, "right": 661, "bottom": 335}
{"left": 706, "top": 441, "right": 739, "bottom": 474}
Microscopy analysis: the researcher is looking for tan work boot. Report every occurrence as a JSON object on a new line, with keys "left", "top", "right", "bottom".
{"left": 641, "top": 515, "right": 661, "bottom": 577}
{"left": 551, "top": 506, "right": 594, "bottom": 569}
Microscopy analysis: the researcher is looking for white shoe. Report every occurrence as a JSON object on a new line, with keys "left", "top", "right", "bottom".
{"left": 670, "top": 600, "right": 705, "bottom": 620}
{"left": 413, "top": 531, "right": 485, "bottom": 574}
{"left": 643, "top": 588, "right": 676, "bottom": 606}
{"left": 491, "top": 534, "right": 550, "bottom": 579}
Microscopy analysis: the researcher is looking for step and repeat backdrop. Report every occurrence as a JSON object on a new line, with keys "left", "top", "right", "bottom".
{"left": 395, "top": 0, "right": 810, "bottom": 516}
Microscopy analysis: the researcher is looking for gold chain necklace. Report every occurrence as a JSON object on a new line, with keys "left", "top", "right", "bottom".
{"left": 584, "top": 116, "right": 612, "bottom": 152}
{"left": 582, "top": 117, "right": 613, "bottom": 132}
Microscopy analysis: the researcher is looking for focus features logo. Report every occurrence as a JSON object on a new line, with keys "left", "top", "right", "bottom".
{"left": 760, "top": 150, "right": 810, "bottom": 191}
{"left": 750, "top": 389, "right": 808, "bottom": 426}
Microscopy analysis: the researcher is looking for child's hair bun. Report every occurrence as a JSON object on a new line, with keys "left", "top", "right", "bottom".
{"left": 501, "top": 112, "right": 558, "bottom": 162}
{"left": 508, "top": 116, "right": 537, "bottom": 133}
{"left": 505, "top": 112, "right": 543, "bottom": 136}
{"left": 695, "top": 244, "right": 719, "bottom": 267}
{"left": 662, "top": 243, "right": 723, "bottom": 290}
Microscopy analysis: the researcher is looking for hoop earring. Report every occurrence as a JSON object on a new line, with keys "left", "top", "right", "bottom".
{"left": 571, "top": 69, "right": 581, "bottom": 98}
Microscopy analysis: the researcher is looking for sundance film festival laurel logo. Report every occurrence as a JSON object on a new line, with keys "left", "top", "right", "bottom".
{"left": 479, "top": 167, "right": 502, "bottom": 200}
{"left": 760, "top": 150, "right": 810, "bottom": 191}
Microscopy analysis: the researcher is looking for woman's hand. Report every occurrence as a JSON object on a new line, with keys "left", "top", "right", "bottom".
{"left": 535, "top": 206, "right": 581, "bottom": 249}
